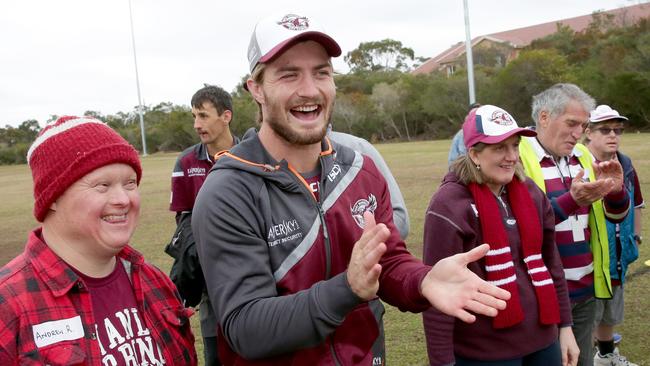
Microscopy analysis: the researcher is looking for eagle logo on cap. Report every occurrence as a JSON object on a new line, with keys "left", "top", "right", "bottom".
{"left": 277, "top": 14, "right": 309, "bottom": 31}
{"left": 490, "top": 110, "right": 514, "bottom": 126}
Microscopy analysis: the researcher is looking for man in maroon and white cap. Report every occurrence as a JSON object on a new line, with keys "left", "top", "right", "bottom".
{"left": 192, "top": 12, "right": 510, "bottom": 365}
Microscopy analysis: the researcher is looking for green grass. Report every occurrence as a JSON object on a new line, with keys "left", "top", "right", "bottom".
{"left": 1, "top": 135, "right": 648, "bottom": 365}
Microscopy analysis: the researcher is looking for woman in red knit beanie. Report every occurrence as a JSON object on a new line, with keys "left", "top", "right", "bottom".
{"left": 422, "top": 105, "right": 578, "bottom": 366}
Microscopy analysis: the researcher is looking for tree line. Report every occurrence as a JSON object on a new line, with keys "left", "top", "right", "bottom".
{"left": 1, "top": 12, "right": 649, "bottom": 164}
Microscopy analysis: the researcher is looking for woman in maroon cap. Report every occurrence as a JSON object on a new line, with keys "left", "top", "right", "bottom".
{"left": 422, "top": 105, "right": 578, "bottom": 366}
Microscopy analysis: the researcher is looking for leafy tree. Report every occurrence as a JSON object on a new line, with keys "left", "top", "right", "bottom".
{"left": 231, "top": 86, "right": 259, "bottom": 137}
{"left": 0, "top": 120, "right": 40, "bottom": 164}
{"left": 105, "top": 113, "right": 129, "bottom": 130}
{"left": 371, "top": 82, "right": 406, "bottom": 140}
{"left": 493, "top": 49, "right": 573, "bottom": 123}
{"left": 344, "top": 39, "right": 415, "bottom": 73}
{"left": 335, "top": 70, "right": 402, "bottom": 94}
{"left": 83, "top": 110, "right": 106, "bottom": 121}
{"left": 530, "top": 24, "right": 577, "bottom": 59}
{"left": 332, "top": 92, "right": 363, "bottom": 134}
{"left": 17, "top": 120, "right": 40, "bottom": 141}
{"left": 0, "top": 120, "right": 40, "bottom": 147}
{"left": 412, "top": 56, "right": 431, "bottom": 69}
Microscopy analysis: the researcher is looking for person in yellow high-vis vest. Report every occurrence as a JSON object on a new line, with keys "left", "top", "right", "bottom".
{"left": 518, "top": 83, "right": 630, "bottom": 366}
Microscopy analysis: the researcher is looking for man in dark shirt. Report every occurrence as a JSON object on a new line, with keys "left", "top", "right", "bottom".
{"left": 171, "top": 84, "right": 238, "bottom": 215}
{"left": 169, "top": 84, "right": 238, "bottom": 366}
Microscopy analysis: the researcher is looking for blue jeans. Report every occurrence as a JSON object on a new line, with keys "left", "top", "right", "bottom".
{"left": 455, "top": 340, "right": 561, "bottom": 366}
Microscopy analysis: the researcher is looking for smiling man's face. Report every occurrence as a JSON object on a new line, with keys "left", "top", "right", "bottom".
{"left": 250, "top": 40, "right": 335, "bottom": 146}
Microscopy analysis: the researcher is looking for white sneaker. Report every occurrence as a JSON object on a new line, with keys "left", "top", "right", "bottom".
{"left": 593, "top": 347, "right": 638, "bottom": 366}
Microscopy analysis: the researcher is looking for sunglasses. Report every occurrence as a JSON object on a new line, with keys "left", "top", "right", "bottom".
{"left": 594, "top": 127, "right": 624, "bottom": 135}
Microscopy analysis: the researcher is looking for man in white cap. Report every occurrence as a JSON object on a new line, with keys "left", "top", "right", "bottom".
{"left": 585, "top": 105, "right": 643, "bottom": 366}
{"left": 192, "top": 12, "right": 510, "bottom": 365}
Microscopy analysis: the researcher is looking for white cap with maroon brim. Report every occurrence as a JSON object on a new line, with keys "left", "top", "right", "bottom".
{"left": 247, "top": 13, "right": 341, "bottom": 73}
{"left": 463, "top": 105, "right": 537, "bottom": 148}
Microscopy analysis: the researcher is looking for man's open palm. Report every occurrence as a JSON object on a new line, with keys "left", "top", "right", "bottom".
{"left": 420, "top": 244, "right": 510, "bottom": 323}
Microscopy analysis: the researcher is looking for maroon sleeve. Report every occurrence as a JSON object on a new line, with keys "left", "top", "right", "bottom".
{"left": 361, "top": 157, "right": 431, "bottom": 312}
{"left": 170, "top": 156, "right": 194, "bottom": 212}
{"left": 603, "top": 182, "right": 630, "bottom": 224}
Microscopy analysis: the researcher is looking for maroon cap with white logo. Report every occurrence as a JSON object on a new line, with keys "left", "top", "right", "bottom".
{"left": 247, "top": 13, "right": 341, "bottom": 72}
{"left": 463, "top": 105, "right": 537, "bottom": 148}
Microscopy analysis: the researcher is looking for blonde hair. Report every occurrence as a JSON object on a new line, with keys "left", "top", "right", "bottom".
{"left": 249, "top": 63, "right": 267, "bottom": 124}
{"left": 451, "top": 142, "right": 526, "bottom": 185}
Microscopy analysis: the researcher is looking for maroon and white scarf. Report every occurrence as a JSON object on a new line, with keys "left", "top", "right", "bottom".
{"left": 468, "top": 179, "right": 560, "bottom": 329}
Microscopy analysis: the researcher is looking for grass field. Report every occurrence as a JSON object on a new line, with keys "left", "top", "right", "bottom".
{"left": 1, "top": 135, "right": 648, "bottom": 365}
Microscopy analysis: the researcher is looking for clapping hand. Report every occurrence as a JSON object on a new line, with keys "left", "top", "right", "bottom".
{"left": 570, "top": 160, "right": 623, "bottom": 206}
{"left": 346, "top": 211, "right": 388, "bottom": 300}
{"left": 593, "top": 160, "right": 623, "bottom": 193}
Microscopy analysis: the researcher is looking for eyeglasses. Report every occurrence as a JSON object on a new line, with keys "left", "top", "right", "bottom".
{"left": 594, "top": 127, "right": 624, "bottom": 135}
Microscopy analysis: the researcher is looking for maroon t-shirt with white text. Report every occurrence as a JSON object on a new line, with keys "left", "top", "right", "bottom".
{"left": 75, "top": 260, "right": 166, "bottom": 366}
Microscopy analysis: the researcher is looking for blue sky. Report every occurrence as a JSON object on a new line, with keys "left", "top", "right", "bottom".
{"left": 0, "top": 0, "right": 641, "bottom": 127}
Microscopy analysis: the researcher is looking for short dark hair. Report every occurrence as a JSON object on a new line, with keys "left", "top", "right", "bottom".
{"left": 191, "top": 84, "right": 232, "bottom": 115}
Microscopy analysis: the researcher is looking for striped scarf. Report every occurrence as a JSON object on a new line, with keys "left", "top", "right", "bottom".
{"left": 468, "top": 179, "right": 560, "bottom": 329}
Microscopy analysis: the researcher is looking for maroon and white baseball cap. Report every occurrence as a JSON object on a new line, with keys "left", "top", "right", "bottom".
{"left": 463, "top": 105, "right": 536, "bottom": 148}
{"left": 589, "top": 105, "right": 628, "bottom": 123}
{"left": 247, "top": 13, "right": 341, "bottom": 72}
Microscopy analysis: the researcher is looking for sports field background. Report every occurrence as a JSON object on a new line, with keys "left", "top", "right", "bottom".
{"left": 1, "top": 135, "right": 648, "bottom": 364}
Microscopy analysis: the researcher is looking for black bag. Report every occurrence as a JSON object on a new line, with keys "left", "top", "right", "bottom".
{"left": 164, "top": 212, "right": 205, "bottom": 307}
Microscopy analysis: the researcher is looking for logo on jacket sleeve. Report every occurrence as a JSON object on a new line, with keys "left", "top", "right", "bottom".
{"left": 351, "top": 194, "right": 377, "bottom": 229}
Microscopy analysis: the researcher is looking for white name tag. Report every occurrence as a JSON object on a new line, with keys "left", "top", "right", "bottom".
{"left": 568, "top": 216, "right": 586, "bottom": 242}
{"left": 32, "top": 315, "right": 85, "bottom": 348}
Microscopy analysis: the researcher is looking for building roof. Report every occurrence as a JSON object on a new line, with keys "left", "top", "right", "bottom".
{"left": 412, "top": 2, "right": 650, "bottom": 74}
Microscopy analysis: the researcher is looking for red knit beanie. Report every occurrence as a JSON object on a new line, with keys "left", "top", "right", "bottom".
{"left": 27, "top": 116, "right": 143, "bottom": 222}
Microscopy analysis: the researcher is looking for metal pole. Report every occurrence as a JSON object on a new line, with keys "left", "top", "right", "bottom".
{"left": 463, "top": 0, "right": 476, "bottom": 104}
{"left": 128, "top": 0, "right": 147, "bottom": 156}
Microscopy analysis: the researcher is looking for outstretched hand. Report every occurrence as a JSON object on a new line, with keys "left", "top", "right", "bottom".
{"left": 420, "top": 244, "right": 510, "bottom": 323}
{"left": 346, "top": 211, "right": 388, "bottom": 301}
{"left": 570, "top": 168, "right": 615, "bottom": 207}
{"left": 592, "top": 160, "right": 623, "bottom": 193}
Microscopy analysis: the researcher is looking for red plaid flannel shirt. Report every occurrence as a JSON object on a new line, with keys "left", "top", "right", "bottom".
{"left": 0, "top": 228, "right": 197, "bottom": 365}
